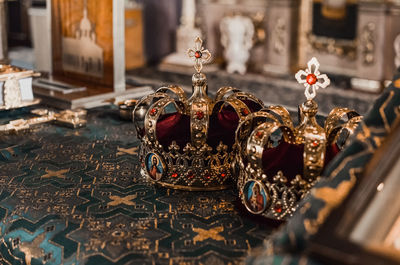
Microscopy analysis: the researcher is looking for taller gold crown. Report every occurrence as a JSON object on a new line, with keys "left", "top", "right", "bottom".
{"left": 133, "top": 37, "right": 264, "bottom": 191}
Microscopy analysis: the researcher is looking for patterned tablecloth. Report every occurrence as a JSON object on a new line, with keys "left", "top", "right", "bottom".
{"left": 0, "top": 106, "right": 276, "bottom": 265}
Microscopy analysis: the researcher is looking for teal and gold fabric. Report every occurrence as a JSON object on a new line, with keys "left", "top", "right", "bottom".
{"left": 246, "top": 74, "right": 400, "bottom": 264}
{"left": 0, "top": 107, "right": 274, "bottom": 265}
{"left": 2, "top": 74, "right": 399, "bottom": 265}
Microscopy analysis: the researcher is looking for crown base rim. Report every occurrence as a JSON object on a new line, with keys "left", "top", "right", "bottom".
{"left": 146, "top": 177, "right": 232, "bottom": 191}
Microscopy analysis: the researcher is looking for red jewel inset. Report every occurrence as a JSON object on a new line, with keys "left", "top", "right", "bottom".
{"left": 241, "top": 108, "right": 249, "bottom": 116}
{"left": 312, "top": 140, "right": 319, "bottom": 147}
{"left": 274, "top": 204, "right": 282, "bottom": 213}
{"left": 171, "top": 173, "right": 178, "bottom": 178}
{"left": 150, "top": 108, "right": 157, "bottom": 116}
{"left": 220, "top": 172, "right": 226, "bottom": 178}
{"left": 204, "top": 174, "right": 211, "bottom": 180}
{"left": 306, "top": 74, "right": 317, "bottom": 85}
{"left": 187, "top": 171, "right": 194, "bottom": 179}
{"left": 256, "top": 131, "right": 263, "bottom": 139}
{"left": 195, "top": 51, "right": 202, "bottom": 58}
{"left": 196, "top": 111, "right": 204, "bottom": 120}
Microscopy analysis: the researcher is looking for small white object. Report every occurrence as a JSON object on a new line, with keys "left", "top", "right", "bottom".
{"left": 322, "top": 0, "right": 346, "bottom": 9}
{"left": 162, "top": 0, "right": 202, "bottom": 67}
{"left": 181, "top": 0, "right": 196, "bottom": 29}
{"left": 0, "top": 77, "right": 33, "bottom": 107}
{"left": 3, "top": 77, "right": 22, "bottom": 109}
{"left": 29, "top": 7, "right": 52, "bottom": 72}
{"left": 394, "top": 34, "right": 400, "bottom": 69}
{"left": 220, "top": 15, "right": 254, "bottom": 75}
{"left": 295, "top": 57, "right": 330, "bottom": 100}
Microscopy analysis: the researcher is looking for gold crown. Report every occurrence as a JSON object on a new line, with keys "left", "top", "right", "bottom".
{"left": 234, "top": 58, "right": 362, "bottom": 219}
{"left": 133, "top": 37, "right": 264, "bottom": 191}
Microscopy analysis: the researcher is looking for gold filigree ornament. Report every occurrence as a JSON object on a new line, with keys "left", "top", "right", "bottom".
{"left": 133, "top": 37, "right": 264, "bottom": 191}
{"left": 0, "top": 108, "right": 87, "bottom": 134}
{"left": 234, "top": 57, "right": 363, "bottom": 220}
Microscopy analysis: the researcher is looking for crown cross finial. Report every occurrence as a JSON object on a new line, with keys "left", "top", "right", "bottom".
{"left": 295, "top": 57, "right": 330, "bottom": 101}
{"left": 188, "top": 37, "right": 212, "bottom": 73}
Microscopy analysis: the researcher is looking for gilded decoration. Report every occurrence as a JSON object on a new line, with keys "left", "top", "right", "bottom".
{"left": 361, "top": 22, "right": 376, "bottom": 65}
{"left": 236, "top": 57, "right": 362, "bottom": 220}
{"left": 307, "top": 33, "right": 357, "bottom": 60}
{"left": 134, "top": 37, "right": 264, "bottom": 191}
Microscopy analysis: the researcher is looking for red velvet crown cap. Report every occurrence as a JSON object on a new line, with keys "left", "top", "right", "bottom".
{"left": 156, "top": 100, "right": 263, "bottom": 150}
{"left": 261, "top": 142, "right": 340, "bottom": 182}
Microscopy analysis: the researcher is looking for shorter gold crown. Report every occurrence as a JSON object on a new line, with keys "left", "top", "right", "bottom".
{"left": 235, "top": 57, "right": 362, "bottom": 219}
{"left": 133, "top": 37, "right": 264, "bottom": 191}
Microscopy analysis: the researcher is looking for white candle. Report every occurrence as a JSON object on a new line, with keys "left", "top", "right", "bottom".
{"left": 322, "top": 0, "right": 346, "bottom": 9}
{"left": 181, "top": 0, "right": 196, "bottom": 28}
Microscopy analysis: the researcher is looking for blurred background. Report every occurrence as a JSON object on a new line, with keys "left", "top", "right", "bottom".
{"left": 1, "top": 0, "right": 400, "bottom": 112}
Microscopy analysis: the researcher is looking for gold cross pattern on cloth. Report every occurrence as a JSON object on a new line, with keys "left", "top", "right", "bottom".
{"left": 116, "top": 146, "right": 139, "bottom": 156}
{"left": 41, "top": 169, "right": 70, "bottom": 179}
{"left": 192, "top": 226, "right": 225, "bottom": 244}
{"left": 107, "top": 194, "right": 137, "bottom": 206}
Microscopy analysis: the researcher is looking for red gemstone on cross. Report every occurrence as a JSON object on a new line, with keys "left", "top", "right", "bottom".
{"left": 220, "top": 172, "right": 226, "bottom": 178}
{"left": 171, "top": 173, "right": 178, "bottom": 178}
{"left": 150, "top": 108, "right": 157, "bottom": 116}
{"left": 195, "top": 51, "right": 202, "bottom": 58}
{"left": 306, "top": 74, "right": 317, "bottom": 85}
{"left": 312, "top": 140, "right": 319, "bottom": 147}
{"left": 241, "top": 108, "right": 249, "bottom": 116}
{"left": 196, "top": 111, "right": 204, "bottom": 120}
